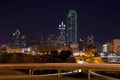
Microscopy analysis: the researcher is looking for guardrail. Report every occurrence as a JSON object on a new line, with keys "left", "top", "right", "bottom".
{"left": 0, "top": 63, "right": 120, "bottom": 80}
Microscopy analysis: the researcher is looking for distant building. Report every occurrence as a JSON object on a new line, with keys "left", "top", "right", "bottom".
{"left": 87, "top": 35, "right": 94, "bottom": 45}
{"left": 67, "top": 10, "right": 77, "bottom": 43}
{"left": 30, "top": 33, "right": 39, "bottom": 46}
{"left": 103, "top": 44, "right": 108, "bottom": 53}
{"left": 103, "top": 39, "right": 120, "bottom": 54}
{"left": 70, "top": 43, "right": 79, "bottom": 54}
{"left": 79, "top": 38, "right": 85, "bottom": 51}
{"left": 47, "top": 34, "right": 56, "bottom": 44}
{"left": 10, "top": 29, "right": 26, "bottom": 48}
{"left": 0, "top": 44, "right": 8, "bottom": 53}
{"left": 7, "top": 48, "right": 22, "bottom": 53}
{"left": 57, "top": 21, "right": 66, "bottom": 44}
{"left": 111, "top": 39, "right": 120, "bottom": 54}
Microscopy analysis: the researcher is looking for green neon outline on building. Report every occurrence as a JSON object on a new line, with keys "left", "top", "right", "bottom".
{"left": 67, "top": 10, "right": 77, "bottom": 43}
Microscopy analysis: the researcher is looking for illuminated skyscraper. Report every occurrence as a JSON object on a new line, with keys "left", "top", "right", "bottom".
{"left": 57, "top": 21, "right": 66, "bottom": 44}
{"left": 67, "top": 10, "right": 77, "bottom": 43}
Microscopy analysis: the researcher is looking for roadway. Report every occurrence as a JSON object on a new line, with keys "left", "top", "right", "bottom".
{"left": 0, "top": 63, "right": 120, "bottom": 71}
{"left": 0, "top": 63, "right": 120, "bottom": 80}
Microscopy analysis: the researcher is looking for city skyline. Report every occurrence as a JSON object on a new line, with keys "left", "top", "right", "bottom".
{"left": 0, "top": 0, "right": 120, "bottom": 44}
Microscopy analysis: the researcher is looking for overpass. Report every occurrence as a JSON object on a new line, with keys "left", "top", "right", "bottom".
{"left": 0, "top": 63, "right": 120, "bottom": 80}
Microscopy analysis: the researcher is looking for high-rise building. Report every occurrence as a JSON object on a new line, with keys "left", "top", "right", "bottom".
{"left": 106, "top": 39, "right": 120, "bottom": 54}
{"left": 30, "top": 33, "right": 39, "bottom": 46}
{"left": 11, "top": 29, "right": 26, "bottom": 48}
{"left": 67, "top": 10, "right": 77, "bottom": 43}
{"left": 47, "top": 34, "right": 55, "bottom": 44}
{"left": 57, "top": 21, "right": 66, "bottom": 44}
{"left": 87, "top": 35, "right": 94, "bottom": 45}
{"left": 11, "top": 29, "right": 21, "bottom": 48}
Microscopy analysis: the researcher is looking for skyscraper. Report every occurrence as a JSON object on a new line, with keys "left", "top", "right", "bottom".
{"left": 30, "top": 33, "right": 39, "bottom": 46}
{"left": 11, "top": 29, "right": 21, "bottom": 48}
{"left": 57, "top": 21, "right": 66, "bottom": 44}
{"left": 11, "top": 29, "right": 26, "bottom": 48}
{"left": 67, "top": 10, "right": 77, "bottom": 43}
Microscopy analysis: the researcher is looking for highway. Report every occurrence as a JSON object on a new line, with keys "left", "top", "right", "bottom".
{"left": 0, "top": 63, "right": 120, "bottom": 80}
{"left": 0, "top": 63, "right": 120, "bottom": 71}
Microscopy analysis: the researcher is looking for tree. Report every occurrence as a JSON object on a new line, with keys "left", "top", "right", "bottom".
{"left": 59, "top": 50, "right": 73, "bottom": 61}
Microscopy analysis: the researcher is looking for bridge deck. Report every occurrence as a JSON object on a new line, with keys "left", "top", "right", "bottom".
{"left": 0, "top": 63, "right": 120, "bottom": 71}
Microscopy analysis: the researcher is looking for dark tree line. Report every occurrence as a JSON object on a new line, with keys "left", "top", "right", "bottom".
{"left": 0, "top": 50, "right": 75, "bottom": 63}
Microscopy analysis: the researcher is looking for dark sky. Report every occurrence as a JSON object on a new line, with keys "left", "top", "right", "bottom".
{"left": 0, "top": 0, "right": 120, "bottom": 44}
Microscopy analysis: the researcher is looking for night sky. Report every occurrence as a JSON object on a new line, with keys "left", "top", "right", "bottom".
{"left": 0, "top": 0, "right": 120, "bottom": 44}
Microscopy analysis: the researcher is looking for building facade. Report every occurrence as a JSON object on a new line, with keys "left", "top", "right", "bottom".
{"left": 67, "top": 10, "right": 77, "bottom": 43}
{"left": 103, "top": 39, "right": 120, "bottom": 54}
{"left": 11, "top": 29, "right": 26, "bottom": 48}
{"left": 57, "top": 21, "right": 66, "bottom": 44}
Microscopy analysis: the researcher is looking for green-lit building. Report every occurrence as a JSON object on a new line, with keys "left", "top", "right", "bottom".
{"left": 67, "top": 10, "right": 77, "bottom": 43}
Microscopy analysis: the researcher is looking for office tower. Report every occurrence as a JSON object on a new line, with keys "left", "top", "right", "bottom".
{"left": 87, "top": 35, "right": 94, "bottom": 45}
{"left": 47, "top": 34, "right": 55, "bottom": 44}
{"left": 58, "top": 21, "right": 66, "bottom": 44}
{"left": 21, "top": 35, "right": 26, "bottom": 47}
{"left": 30, "top": 33, "right": 39, "bottom": 46}
{"left": 67, "top": 10, "right": 77, "bottom": 43}
{"left": 11, "top": 29, "right": 21, "bottom": 48}
{"left": 11, "top": 29, "right": 26, "bottom": 48}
